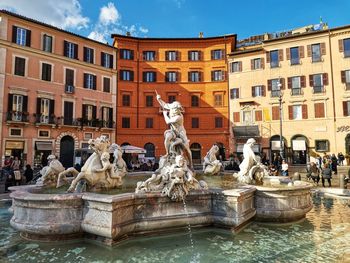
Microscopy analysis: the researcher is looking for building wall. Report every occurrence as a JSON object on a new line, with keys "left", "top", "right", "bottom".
{"left": 0, "top": 11, "right": 117, "bottom": 167}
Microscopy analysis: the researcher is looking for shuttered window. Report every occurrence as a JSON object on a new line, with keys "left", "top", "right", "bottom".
{"left": 314, "top": 102, "right": 325, "bottom": 118}
{"left": 122, "top": 94, "right": 131, "bottom": 107}
{"left": 272, "top": 106, "right": 280, "bottom": 120}
{"left": 12, "top": 26, "right": 31, "bottom": 47}
{"left": 83, "top": 47, "right": 94, "bottom": 63}
{"left": 64, "top": 41, "right": 78, "bottom": 59}
{"left": 65, "top": 69, "right": 74, "bottom": 86}
{"left": 122, "top": 117, "right": 130, "bottom": 128}
{"left": 41, "top": 63, "right": 52, "bottom": 81}
{"left": 146, "top": 118, "right": 153, "bottom": 128}
{"left": 191, "top": 95, "right": 199, "bottom": 107}
{"left": 191, "top": 118, "right": 199, "bottom": 128}
{"left": 215, "top": 117, "right": 223, "bottom": 128}
{"left": 103, "top": 77, "right": 111, "bottom": 93}
{"left": 14, "top": 57, "right": 26, "bottom": 76}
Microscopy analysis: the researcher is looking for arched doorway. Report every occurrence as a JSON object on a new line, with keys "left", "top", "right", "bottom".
{"left": 346, "top": 134, "right": 350, "bottom": 155}
{"left": 59, "top": 135, "right": 74, "bottom": 168}
{"left": 216, "top": 142, "right": 226, "bottom": 161}
{"left": 270, "top": 135, "right": 287, "bottom": 161}
{"left": 190, "top": 143, "right": 201, "bottom": 164}
{"left": 291, "top": 135, "right": 309, "bottom": 165}
{"left": 144, "top": 143, "right": 155, "bottom": 158}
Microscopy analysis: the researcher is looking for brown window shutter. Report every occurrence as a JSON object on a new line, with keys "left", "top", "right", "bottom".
{"left": 307, "top": 45, "right": 311, "bottom": 57}
{"left": 309, "top": 75, "right": 314, "bottom": 87}
{"left": 266, "top": 51, "right": 270, "bottom": 63}
{"left": 262, "top": 85, "right": 266, "bottom": 96}
{"left": 211, "top": 50, "right": 214, "bottom": 60}
{"left": 323, "top": 73, "right": 329, "bottom": 86}
{"left": 286, "top": 48, "right": 290, "bottom": 60}
{"left": 278, "top": 49, "right": 283, "bottom": 61}
{"left": 320, "top": 43, "right": 326, "bottom": 55}
{"left": 299, "top": 46, "right": 305, "bottom": 58}
{"left": 188, "top": 51, "right": 191, "bottom": 60}
{"left": 176, "top": 51, "right": 181, "bottom": 61}
{"left": 251, "top": 86, "right": 255, "bottom": 97}
{"left": 267, "top": 79, "right": 272, "bottom": 91}
{"left": 314, "top": 102, "right": 325, "bottom": 118}
{"left": 233, "top": 112, "right": 240, "bottom": 122}
{"left": 302, "top": 105, "right": 308, "bottom": 119}
{"left": 339, "top": 39, "right": 344, "bottom": 52}
{"left": 261, "top": 57, "right": 265, "bottom": 69}
{"left": 280, "top": 78, "right": 285, "bottom": 90}
{"left": 198, "top": 51, "right": 202, "bottom": 61}
{"left": 288, "top": 105, "right": 293, "bottom": 120}
{"left": 272, "top": 106, "right": 280, "bottom": 120}
{"left": 341, "top": 71, "right": 346, "bottom": 83}
{"left": 287, "top": 77, "right": 292, "bottom": 89}
{"left": 165, "top": 51, "right": 169, "bottom": 61}
{"left": 237, "top": 89, "right": 240, "bottom": 98}
{"left": 251, "top": 59, "right": 254, "bottom": 70}
{"left": 255, "top": 110, "right": 262, "bottom": 121}
{"left": 343, "top": 101, "right": 349, "bottom": 116}
{"left": 301, "top": 76, "right": 306, "bottom": 87}
{"left": 221, "top": 49, "right": 225, "bottom": 59}
{"left": 239, "top": 61, "right": 242, "bottom": 71}
{"left": 199, "top": 71, "right": 202, "bottom": 82}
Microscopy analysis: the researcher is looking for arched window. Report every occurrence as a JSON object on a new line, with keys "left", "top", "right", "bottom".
{"left": 144, "top": 143, "right": 155, "bottom": 157}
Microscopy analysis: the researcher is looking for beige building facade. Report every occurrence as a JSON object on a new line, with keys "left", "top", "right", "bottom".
{"left": 229, "top": 25, "right": 350, "bottom": 164}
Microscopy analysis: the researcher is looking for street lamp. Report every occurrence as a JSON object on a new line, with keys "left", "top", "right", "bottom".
{"left": 277, "top": 78, "right": 284, "bottom": 159}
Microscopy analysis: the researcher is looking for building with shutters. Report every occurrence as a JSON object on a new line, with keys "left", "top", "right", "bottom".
{"left": 228, "top": 23, "right": 350, "bottom": 164}
{"left": 112, "top": 34, "right": 235, "bottom": 163}
{"left": 0, "top": 10, "right": 117, "bottom": 168}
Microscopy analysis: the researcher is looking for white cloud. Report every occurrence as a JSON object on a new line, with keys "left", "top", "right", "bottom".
{"left": 0, "top": 0, "right": 89, "bottom": 30}
{"left": 88, "top": 2, "right": 149, "bottom": 43}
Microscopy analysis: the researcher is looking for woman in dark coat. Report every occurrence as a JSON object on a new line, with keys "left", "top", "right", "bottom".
{"left": 321, "top": 163, "right": 332, "bottom": 187}
{"left": 24, "top": 164, "right": 33, "bottom": 183}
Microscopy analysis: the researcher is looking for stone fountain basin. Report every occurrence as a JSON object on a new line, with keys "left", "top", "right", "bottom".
{"left": 8, "top": 180, "right": 313, "bottom": 244}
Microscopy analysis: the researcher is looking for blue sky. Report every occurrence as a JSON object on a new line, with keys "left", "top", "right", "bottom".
{"left": 1, "top": 0, "right": 349, "bottom": 43}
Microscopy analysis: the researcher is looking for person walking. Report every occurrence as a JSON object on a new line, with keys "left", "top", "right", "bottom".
{"left": 321, "top": 163, "right": 332, "bottom": 187}
{"left": 330, "top": 154, "right": 338, "bottom": 175}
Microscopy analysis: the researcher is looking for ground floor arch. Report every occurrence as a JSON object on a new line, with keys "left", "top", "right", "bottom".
{"left": 144, "top": 142, "right": 155, "bottom": 158}
{"left": 291, "top": 134, "right": 309, "bottom": 165}
{"left": 59, "top": 135, "right": 74, "bottom": 168}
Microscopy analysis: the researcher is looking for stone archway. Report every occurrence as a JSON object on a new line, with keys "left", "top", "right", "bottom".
{"left": 55, "top": 132, "right": 79, "bottom": 168}
{"left": 144, "top": 142, "right": 155, "bottom": 158}
{"left": 291, "top": 134, "right": 309, "bottom": 165}
{"left": 190, "top": 143, "right": 202, "bottom": 164}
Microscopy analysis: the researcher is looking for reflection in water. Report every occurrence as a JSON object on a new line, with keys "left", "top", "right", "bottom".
{"left": 1, "top": 196, "right": 350, "bottom": 263}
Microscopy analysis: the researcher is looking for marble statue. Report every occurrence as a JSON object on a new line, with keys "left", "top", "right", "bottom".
{"left": 36, "top": 155, "right": 65, "bottom": 187}
{"left": 233, "top": 138, "right": 268, "bottom": 185}
{"left": 203, "top": 144, "right": 222, "bottom": 175}
{"left": 135, "top": 94, "right": 207, "bottom": 201}
{"left": 56, "top": 136, "right": 126, "bottom": 192}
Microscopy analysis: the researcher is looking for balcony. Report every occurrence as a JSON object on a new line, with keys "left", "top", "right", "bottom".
{"left": 65, "top": 85, "right": 75, "bottom": 94}
{"left": 81, "top": 118, "right": 100, "bottom": 128}
{"left": 291, "top": 88, "right": 303, "bottom": 96}
{"left": 57, "top": 117, "right": 81, "bottom": 127}
{"left": 313, "top": 86, "right": 325, "bottom": 94}
{"left": 6, "top": 111, "right": 29, "bottom": 123}
{"left": 99, "top": 120, "right": 115, "bottom": 129}
{"left": 271, "top": 90, "right": 281, "bottom": 98}
{"left": 34, "top": 114, "right": 56, "bottom": 125}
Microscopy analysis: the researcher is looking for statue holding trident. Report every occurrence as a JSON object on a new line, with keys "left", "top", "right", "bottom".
{"left": 156, "top": 91, "right": 193, "bottom": 168}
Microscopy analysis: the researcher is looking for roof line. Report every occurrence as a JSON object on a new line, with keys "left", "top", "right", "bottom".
{"left": 111, "top": 33, "right": 237, "bottom": 41}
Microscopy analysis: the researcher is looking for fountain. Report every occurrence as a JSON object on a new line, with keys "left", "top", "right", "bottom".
{"left": 8, "top": 96, "right": 313, "bottom": 245}
{"left": 202, "top": 144, "right": 223, "bottom": 175}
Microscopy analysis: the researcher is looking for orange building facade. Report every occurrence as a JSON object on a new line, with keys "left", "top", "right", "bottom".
{"left": 112, "top": 34, "right": 235, "bottom": 163}
{"left": 0, "top": 10, "right": 117, "bottom": 168}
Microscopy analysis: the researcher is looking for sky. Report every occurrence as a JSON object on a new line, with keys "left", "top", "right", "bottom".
{"left": 0, "top": 0, "right": 349, "bottom": 44}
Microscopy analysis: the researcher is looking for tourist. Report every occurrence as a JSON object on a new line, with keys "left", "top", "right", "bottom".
{"left": 281, "top": 159, "right": 289, "bottom": 176}
{"left": 309, "top": 162, "right": 320, "bottom": 185}
{"left": 321, "top": 163, "right": 332, "bottom": 187}
{"left": 330, "top": 154, "right": 338, "bottom": 175}
{"left": 24, "top": 164, "right": 33, "bottom": 183}
{"left": 11, "top": 156, "right": 22, "bottom": 186}
{"left": 338, "top": 152, "right": 345, "bottom": 166}
{"left": 268, "top": 164, "right": 278, "bottom": 176}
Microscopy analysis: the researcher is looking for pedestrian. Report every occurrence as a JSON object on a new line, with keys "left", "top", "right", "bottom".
{"left": 269, "top": 164, "right": 278, "bottom": 176}
{"left": 11, "top": 156, "right": 22, "bottom": 186}
{"left": 330, "top": 154, "right": 338, "bottom": 175}
{"left": 281, "top": 159, "right": 289, "bottom": 176}
{"left": 309, "top": 162, "right": 320, "bottom": 185}
{"left": 321, "top": 163, "right": 332, "bottom": 187}
{"left": 337, "top": 152, "right": 345, "bottom": 166}
{"left": 24, "top": 164, "right": 33, "bottom": 183}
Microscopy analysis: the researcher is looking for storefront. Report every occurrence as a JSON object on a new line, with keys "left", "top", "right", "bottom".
{"left": 34, "top": 141, "right": 53, "bottom": 167}
{"left": 4, "top": 140, "right": 24, "bottom": 159}
{"left": 291, "top": 135, "right": 309, "bottom": 165}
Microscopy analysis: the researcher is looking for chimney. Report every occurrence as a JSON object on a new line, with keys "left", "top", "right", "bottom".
{"left": 199, "top": 32, "right": 204, "bottom": 38}
{"left": 126, "top": 31, "right": 131, "bottom": 36}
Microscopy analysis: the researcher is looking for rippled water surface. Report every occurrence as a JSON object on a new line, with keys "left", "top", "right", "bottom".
{"left": 1, "top": 194, "right": 350, "bottom": 263}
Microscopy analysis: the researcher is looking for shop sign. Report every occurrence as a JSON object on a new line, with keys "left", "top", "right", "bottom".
{"left": 5, "top": 141, "right": 24, "bottom": 149}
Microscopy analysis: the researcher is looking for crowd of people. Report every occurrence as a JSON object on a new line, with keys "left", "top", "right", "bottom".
{"left": 127, "top": 159, "right": 159, "bottom": 172}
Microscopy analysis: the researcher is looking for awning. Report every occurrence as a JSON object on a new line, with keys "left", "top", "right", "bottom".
{"left": 236, "top": 144, "right": 260, "bottom": 153}
{"left": 233, "top": 125, "right": 260, "bottom": 138}
{"left": 121, "top": 145, "right": 146, "bottom": 154}
{"left": 35, "top": 141, "right": 53, "bottom": 151}
{"left": 292, "top": 140, "right": 306, "bottom": 151}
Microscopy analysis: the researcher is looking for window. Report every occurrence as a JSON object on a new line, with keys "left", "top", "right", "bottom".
{"left": 101, "top": 107, "right": 113, "bottom": 128}
{"left": 214, "top": 94, "right": 223, "bottom": 107}
{"left": 63, "top": 101, "right": 74, "bottom": 125}
{"left": 191, "top": 95, "right": 199, "bottom": 107}
{"left": 65, "top": 68, "right": 74, "bottom": 86}
{"left": 42, "top": 34, "right": 52, "bottom": 52}
{"left": 84, "top": 73, "right": 96, "bottom": 90}
{"left": 122, "top": 117, "right": 130, "bottom": 128}
{"left": 312, "top": 44, "right": 321, "bottom": 62}
{"left": 270, "top": 50, "right": 279, "bottom": 68}
{"left": 38, "top": 130, "right": 49, "bottom": 138}
{"left": 84, "top": 47, "right": 94, "bottom": 64}
{"left": 315, "top": 140, "right": 329, "bottom": 152}
{"left": 289, "top": 104, "right": 307, "bottom": 119}
{"left": 143, "top": 71, "right": 156, "bottom": 82}
{"left": 344, "top": 38, "right": 350, "bottom": 57}
{"left": 291, "top": 77, "right": 301, "bottom": 95}
{"left": 272, "top": 106, "right": 280, "bottom": 120}
{"left": 9, "top": 94, "right": 27, "bottom": 122}
{"left": 343, "top": 101, "right": 350, "bottom": 116}
{"left": 120, "top": 49, "right": 134, "bottom": 60}
{"left": 290, "top": 47, "right": 300, "bottom": 65}
{"left": 14, "top": 57, "right": 25, "bottom": 76}
{"left": 165, "top": 51, "right": 178, "bottom": 61}
{"left": 292, "top": 105, "right": 302, "bottom": 120}
{"left": 252, "top": 86, "right": 263, "bottom": 97}
{"left": 84, "top": 132, "right": 93, "bottom": 140}
{"left": 41, "top": 63, "right": 52, "bottom": 81}
{"left": 230, "top": 88, "right": 239, "bottom": 99}
{"left": 146, "top": 95, "right": 153, "bottom": 107}
{"left": 312, "top": 74, "right": 324, "bottom": 93}
{"left": 102, "top": 52, "right": 114, "bottom": 68}
{"left": 83, "top": 105, "right": 95, "bottom": 121}
{"left": 143, "top": 51, "right": 155, "bottom": 61}
{"left": 40, "top": 98, "right": 50, "bottom": 123}
{"left": 188, "top": 51, "right": 200, "bottom": 61}
{"left": 103, "top": 77, "right": 111, "bottom": 93}
{"left": 242, "top": 110, "right": 253, "bottom": 123}
{"left": 314, "top": 102, "right": 325, "bottom": 118}
{"left": 188, "top": 71, "right": 201, "bottom": 82}
{"left": 64, "top": 41, "right": 78, "bottom": 59}
{"left": 166, "top": 72, "right": 177, "bottom": 82}
{"left": 252, "top": 58, "right": 262, "bottom": 70}
{"left": 146, "top": 118, "right": 153, "bottom": 128}
{"left": 13, "top": 26, "right": 30, "bottom": 46}
{"left": 191, "top": 118, "right": 199, "bottom": 128}
{"left": 341, "top": 70, "right": 350, "bottom": 90}
{"left": 120, "top": 70, "right": 134, "bottom": 81}
{"left": 122, "top": 94, "right": 131, "bottom": 107}
{"left": 10, "top": 128, "right": 22, "bottom": 136}
{"left": 211, "top": 49, "right": 223, "bottom": 60}
{"left": 168, "top": 95, "right": 176, "bottom": 103}
{"left": 12, "top": 94, "right": 23, "bottom": 112}
{"left": 270, "top": 79, "right": 281, "bottom": 97}
{"left": 215, "top": 117, "right": 223, "bottom": 128}
{"left": 211, "top": 70, "right": 224, "bottom": 81}
{"left": 230, "top": 62, "right": 241, "bottom": 73}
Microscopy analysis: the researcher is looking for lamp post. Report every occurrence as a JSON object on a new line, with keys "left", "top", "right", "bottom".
{"left": 277, "top": 79, "right": 284, "bottom": 159}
